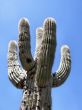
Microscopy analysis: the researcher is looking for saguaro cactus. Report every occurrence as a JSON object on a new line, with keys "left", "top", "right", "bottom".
{"left": 8, "top": 17, "right": 71, "bottom": 110}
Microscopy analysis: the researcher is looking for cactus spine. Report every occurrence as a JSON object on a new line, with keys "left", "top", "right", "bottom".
{"left": 8, "top": 17, "right": 71, "bottom": 110}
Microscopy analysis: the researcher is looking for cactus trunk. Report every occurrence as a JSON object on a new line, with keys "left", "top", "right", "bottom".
{"left": 20, "top": 83, "right": 52, "bottom": 110}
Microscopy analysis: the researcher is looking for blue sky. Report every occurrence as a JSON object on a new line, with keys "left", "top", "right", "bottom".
{"left": 0, "top": 0, "right": 82, "bottom": 110}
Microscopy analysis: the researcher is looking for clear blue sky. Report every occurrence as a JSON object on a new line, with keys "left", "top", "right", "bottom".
{"left": 0, "top": 0, "right": 82, "bottom": 110}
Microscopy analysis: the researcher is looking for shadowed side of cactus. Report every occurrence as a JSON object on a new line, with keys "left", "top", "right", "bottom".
{"left": 7, "top": 17, "right": 71, "bottom": 110}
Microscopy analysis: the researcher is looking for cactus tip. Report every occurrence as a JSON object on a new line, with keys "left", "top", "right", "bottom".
{"left": 36, "top": 27, "right": 43, "bottom": 32}
{"left": 61, "top": 45, "right": 70, "bottom": 54}
{"left": 43, "top": 17, "right": 56, "bottom": 26}
{"left": 8, "top": 40, "right": 17, "bottom": 52}
{"left": 18, "top": 17, "right": 30, "bottom": 32}
{"left": 36, "top": 27, "right": 43, "bottom": 37}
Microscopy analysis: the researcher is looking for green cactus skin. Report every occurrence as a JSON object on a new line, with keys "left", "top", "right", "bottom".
{"left": 8, "top": 17, "right": 71, "bottom": 110}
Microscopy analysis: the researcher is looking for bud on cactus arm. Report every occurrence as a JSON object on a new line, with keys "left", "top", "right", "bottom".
{"left": 18, "top": 18, "right": 35, "bottom": 72}
{"left": 8, "top": 40, "right": 27, "bottom": 89}
{"left": 36, "top": 18, "right": 57, "bottom": 87}
{"left": 52, "top": 45, "right": 71, "bottom": 87}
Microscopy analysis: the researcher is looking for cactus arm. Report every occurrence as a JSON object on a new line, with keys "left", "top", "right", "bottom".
{"left": 18, "top": 18, "right": 35, "bottom": 72}
{"left": 36, "top": 18, "right": 57, "bottom": 87}
{"left": 34, "top": 27, "right": 43, "bottom": 60}
{"left": 8, "top": 40, "right": 27, "bottom": 89}
{"left": 52, "top": 45, "right": 71, "bottom": 87}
